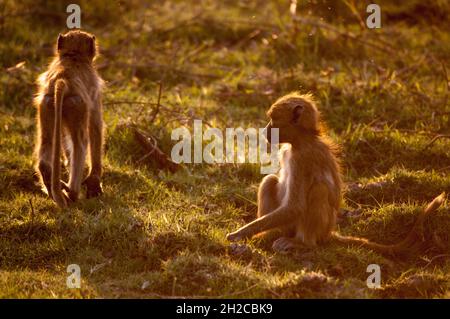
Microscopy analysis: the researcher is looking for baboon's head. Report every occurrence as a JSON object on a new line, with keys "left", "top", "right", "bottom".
{"left": 57, "top": 30, "right": 97, "bottom": 61}
{"left": 265, "top": 92, "right": 320, "bottom": 144}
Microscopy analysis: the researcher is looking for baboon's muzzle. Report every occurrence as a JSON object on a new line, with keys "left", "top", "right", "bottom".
{"left": 263, "top": 122, "right": 272, "bottom": 144}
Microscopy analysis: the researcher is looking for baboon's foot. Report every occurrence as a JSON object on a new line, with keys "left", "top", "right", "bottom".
{"left": 83, "top": 175, "right": 103, "bottom": 198}
{"left": 272, "top": 237, "right": 300, "bottom": 254}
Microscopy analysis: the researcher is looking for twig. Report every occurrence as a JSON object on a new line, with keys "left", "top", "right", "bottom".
{"left": 369, "top": 128, "right": 441, "bottom": 136}
{"left": 422, "top": 134, "right": 450, "bottom": 151}
{"left": 359, "top": 138, "right": 382, "bottom": 157}
{"left": 440, "top": 60, "right": 449, "bottom": 92}
{"left": 114, "top": 61, "right": 220, "bottom": 81}
{"left": 137, "top": 134, "right": 158, "bottom": 163}
{"left": 180, "top": 42, "right": 211, "bottom": 63}
{"left": 104, "top": 100, "right": 157, "bottom": 106}
{"left": 149, "top": 82, "right": 163, "bottom": 123}
{"left": 342, "top": 0, "right": 365, "bottom": 29}
{"left": 294, "top": 16, "right": 397, "bottom": 55}
{"left": 422, "top": 254, "right": 450, "bottom": 269}
{"left": 235, "top": 193, "right": 257, "bottom": 206}
{"left": 107, "top": 100, "right": 213, "bottom": 129}
{"left": 421, "top": 110, "right": 450, "bottom": 120}
{"left": 439, "top": 59, "right": 449, "bottom": 107}
{"left": 146, "top": 283, "right": 259, "bottom": 299}
{"left": 233, "top": 29, "right": 262, "bottom": 49}
{"left": 436, "top": 165, "right": 450, "bottom": 172}
{"left": 1, "top": 8, "right": 65, "bottom": 19}
{"left": 266, "top": 287, "right": 283, "bottom": 298}
{"left": 394, "top": 55, "right": 428, "bottom": 79}
{"left": 26, "top": 198, "right": 35, "bottom": 235}
{"left": 154, "top": 12, "right": 203, "bottom": 36}
{"left": 171, "top": 276, "right": 177, "bottom": 297}
{"left": 105, "top": 100, "right": 187, "bottom": 117}
{"left": 431, "top": 232, "right": 447, "bottom": 252}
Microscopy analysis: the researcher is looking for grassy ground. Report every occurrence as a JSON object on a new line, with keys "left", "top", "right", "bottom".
{"left": 0, "top": 0, "right": 449, "bottom": 298}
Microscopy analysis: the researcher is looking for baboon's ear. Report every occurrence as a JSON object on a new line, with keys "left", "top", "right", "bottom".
{"left": 89, "top": 35, "right": 96, "bottom": 56}
{"left": 57, "top": 33, "right": 65, "bottom": 51}
{"left": 292, "top": 105, "right": 304, "bottom": 123}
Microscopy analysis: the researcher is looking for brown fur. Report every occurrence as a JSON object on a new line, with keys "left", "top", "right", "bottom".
{"left": 227, "top": 92, "right": 445, "bottom": 256}
{"left": 34, "top": 30, "right": 104, "bottom": 208}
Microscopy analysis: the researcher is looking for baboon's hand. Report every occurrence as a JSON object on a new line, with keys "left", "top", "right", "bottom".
{"left": 61, "top": 181, "right": 70, "bottom": 192}
{"left": 53, "top": 191, "right": 70, "bottom": 209}
{"left": 62, "top": 191, "right": 72, "bottom": 204}
{"left": 60, "top": 181, "right": 78, "bottom": 202}
{"left": 226, "top": 231, "right": 245, "bottom": 242}
{"left": 46, "top": 181, "right": 69, "bottom": 197}
{"left": 272, "top": 237, "right": 296, "bottom": 254}
{"left": 83, "top": 175, "right": 103, "bottom": 198}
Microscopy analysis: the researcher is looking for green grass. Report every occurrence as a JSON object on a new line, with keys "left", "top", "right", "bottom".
{"left": 0, "top": 0, "right": 449, "bottom": 298}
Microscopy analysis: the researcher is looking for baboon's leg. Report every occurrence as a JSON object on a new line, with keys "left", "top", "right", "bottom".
{"left": 258, "top": 174, "right": 295, "bottom": 238}
{"left": 64, "top": 96, "right": 88, "bottom": 201}
{"left": 36, "top": 97, "right": 54, "bottom": 196}
{"left": 301, "top": 183, "right": 336, "bottom": 246}
{"left": 67, "top": 130, "right": 88, "bottom": 201}
{"left": 57, "top": 129, "right": 72, "bottom": 193}
{"left": 273, "top": 183, "right": 329, "bottom": 253}
{"left": 227, "top": 205, "right": 297, "bottom": 241}
{"left": 85, "top": 98, "right": 103, "bottom": 198}
{"left": 257, "top": 174, "right": 280, "bottom": 217}
{"left": 62, "top": 130, "right": 73, "bottom": 168}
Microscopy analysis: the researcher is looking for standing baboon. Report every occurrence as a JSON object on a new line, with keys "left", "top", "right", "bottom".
{"left": 34, "top": 30, "right": 104, "bottom": 208}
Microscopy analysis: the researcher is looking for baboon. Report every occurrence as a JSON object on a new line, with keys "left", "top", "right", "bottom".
{"left": 227, "top": 92, "right": 445, "bottom": 255}
{"left": 34, "top": 30, "right": 104, "bottom": 208}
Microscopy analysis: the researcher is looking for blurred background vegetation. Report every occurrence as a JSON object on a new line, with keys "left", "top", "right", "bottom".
{"left": 0, "top": 0, "right": 449, "bottom": 298}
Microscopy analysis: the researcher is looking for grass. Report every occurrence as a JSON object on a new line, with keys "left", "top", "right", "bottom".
{"left": 0, "top": 0, "right": 449, "bottom": 298}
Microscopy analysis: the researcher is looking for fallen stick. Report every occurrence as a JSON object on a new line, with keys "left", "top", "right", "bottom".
{"left": 131, "top": 126, "right": 181, "bottom": 173}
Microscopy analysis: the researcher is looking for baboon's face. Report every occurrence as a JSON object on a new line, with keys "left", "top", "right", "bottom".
{"left": 264, "top": 94, "right": 319, "bottom": 144}
{"left": 57, "top": 30, "right": 96, "bottom": 60}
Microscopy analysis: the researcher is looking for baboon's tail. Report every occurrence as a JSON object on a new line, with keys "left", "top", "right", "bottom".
{"left": 331, "top": 193, "right": 446, "bottom": 256}
{"left": 51, "top": 79, "right": 68, "bottom": 208}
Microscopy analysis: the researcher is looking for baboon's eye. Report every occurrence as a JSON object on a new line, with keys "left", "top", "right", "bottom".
{"left": 89, "top": 37, "right": 96, "bottom": 56}
{"left": 270, "top": 117, "right": 280, "bottom": 126}
{"left": 292, "top": 105, "right": 304, "bottom": 122}
{"left": 57, "top": 34, "right": 65, "bottom": 51}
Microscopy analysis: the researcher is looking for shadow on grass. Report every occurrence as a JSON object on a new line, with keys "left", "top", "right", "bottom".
{"left": 0, "top": 170, "right": 149, "bottom": 273}
{"left": 344, "top": 134, "right": 450, "bottom": 178}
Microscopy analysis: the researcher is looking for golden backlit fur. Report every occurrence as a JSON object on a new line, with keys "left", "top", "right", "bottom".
{"left": 34, "top": 30, "right": 104, "bottom": 208}
{"left": 227, "top": 92, "right": 445, "bottom": 255}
